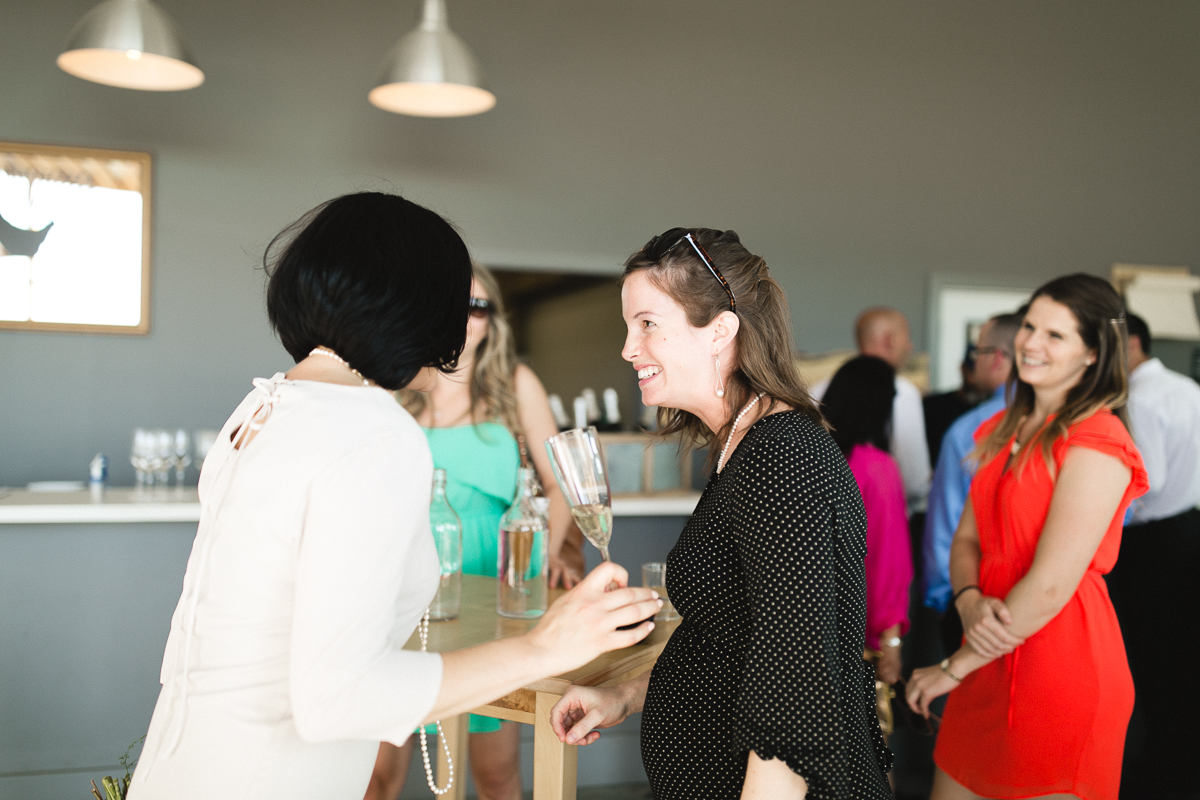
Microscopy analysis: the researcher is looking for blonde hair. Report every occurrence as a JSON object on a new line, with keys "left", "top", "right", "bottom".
{"left": 399, "top": 263, "right": 522, "bottom": 434}
{"left": 623, "top": 228, "right": 825, "bottom": 470}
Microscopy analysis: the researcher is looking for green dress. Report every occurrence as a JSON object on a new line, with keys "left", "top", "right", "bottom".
{"left": 424, "top": 422, "right": 520, "bottom": 734}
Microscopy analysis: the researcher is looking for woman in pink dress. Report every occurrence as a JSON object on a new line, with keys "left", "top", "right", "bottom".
{"left": 822, "top": 355, "right": 913, "bottom": 685}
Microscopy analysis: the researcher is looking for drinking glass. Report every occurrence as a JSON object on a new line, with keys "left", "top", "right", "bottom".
{"left": 194, "top": 429, "right": 219, "bottom": 469}
{"left": 131, "top": 429, "right": 151, "bottom": 488}
{"left": 152, "top": 429, "right": 172, "bottom": 487}
{"left": 172, "top": 429, "right": 192, "bottom": 487}
{"left": 545, "top": 426, "right": 613, "bottom": 562}
{"left": 642, "top": 562, "right": 680, "bottom": 621}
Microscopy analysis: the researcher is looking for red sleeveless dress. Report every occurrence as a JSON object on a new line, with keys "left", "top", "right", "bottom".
{"left": 934, "top": 409, "right": 1148, "bottom": 800}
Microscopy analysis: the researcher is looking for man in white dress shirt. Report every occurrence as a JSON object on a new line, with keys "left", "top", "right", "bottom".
{"left": 814, "top": 307, "right": 931, "bottom": 515}
{"left": 1106, "top": 312, "right": 1200, "bottom": 798}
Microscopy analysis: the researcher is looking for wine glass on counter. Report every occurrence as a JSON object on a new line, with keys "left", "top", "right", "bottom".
{"left": 545, "top": 426, "right": 613, "bottom": 562}
{"left": 131, "top": 429, "right": 152, "bottom": 488}
{"left": 152, "top": 429, "right": 172, "bottom": 487}
{"left": 194, "top": 429, "right": 219, "bottom": 469}
{"left": 172, "top": 429, "right": 192, "bottom": 487}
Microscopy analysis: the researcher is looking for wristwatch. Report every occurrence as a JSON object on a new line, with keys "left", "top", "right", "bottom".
{"left": 882, "top": 636, "right": 902, "bottom": 648}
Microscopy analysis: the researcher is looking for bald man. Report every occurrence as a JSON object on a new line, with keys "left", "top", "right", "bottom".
{"left": 814, "top": 307, "right": 931, "bottom": 514}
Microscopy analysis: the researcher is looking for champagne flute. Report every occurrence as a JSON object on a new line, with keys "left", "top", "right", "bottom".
{"left": 545, "top": 426, "right": 614, "bottom": 562}
{"left": 131, "top": 429, "right": 151, "bottom": 488}
{"left": 172, "top": 429, "right": 192, "bottom": 488}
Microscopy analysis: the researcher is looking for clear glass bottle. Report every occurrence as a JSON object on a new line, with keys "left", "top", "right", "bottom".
{"left": 428, "top": 469, "right": 463, "bottom": 621}
{"left": 528, "top": 467, "right": 551, "bottom": 526}
{"left": 497, "top": 467, "right": 548, "bottom": 619}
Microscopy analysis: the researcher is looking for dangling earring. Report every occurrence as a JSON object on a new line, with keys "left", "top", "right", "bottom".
{"left": 715, "top": 356, "right": 725, "bottom": 398}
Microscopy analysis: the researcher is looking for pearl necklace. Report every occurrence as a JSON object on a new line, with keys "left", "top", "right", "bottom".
{"left": 308, "top": 347, "right": 370, "bottom": 386}
{"left": 416, "top": 608, "right": 455, "bottom": 794}
{"left": 717, "top": 393, "right": 766, "bottom": 473}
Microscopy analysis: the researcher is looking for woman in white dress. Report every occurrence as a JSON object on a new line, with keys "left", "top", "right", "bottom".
{"left": 128, "top": 193, "right": 661, "bottom": 800}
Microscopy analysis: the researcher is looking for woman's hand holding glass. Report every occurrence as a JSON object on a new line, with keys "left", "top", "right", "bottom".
{"left": 525, "top": 561, "right": 661, "bottom": 676}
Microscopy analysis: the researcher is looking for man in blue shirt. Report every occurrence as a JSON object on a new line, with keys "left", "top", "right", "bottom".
{"left": 922, "top": 311, "right": 1022, "bottom": 654}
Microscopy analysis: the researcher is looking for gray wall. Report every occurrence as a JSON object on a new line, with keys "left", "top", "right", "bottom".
{"left": 3, "top": 0, "right": 1200, "bottom": 486}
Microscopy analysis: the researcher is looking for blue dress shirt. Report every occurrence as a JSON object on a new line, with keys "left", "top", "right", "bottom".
{"left": 921, "top": 384, "right": 1008, "bottom": 612}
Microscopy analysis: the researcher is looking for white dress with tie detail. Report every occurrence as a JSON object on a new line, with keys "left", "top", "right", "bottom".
{"left": 129, "top": 374, "right": 443, "bottom": 800}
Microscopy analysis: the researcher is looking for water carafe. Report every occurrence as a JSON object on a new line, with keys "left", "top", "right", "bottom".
{"left": 497, "top": 467, "right": 548, "bottom": 619}
{"left": 428, "top": 468, "right": 463, "bottom": 621}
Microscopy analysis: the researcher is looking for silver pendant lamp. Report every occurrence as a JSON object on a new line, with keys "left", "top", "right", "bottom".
{"left": 369, "top": 0, "right": 496, "bottom": 118}
{"left": 57, "top": 0, "right": 203, "bottom": 91}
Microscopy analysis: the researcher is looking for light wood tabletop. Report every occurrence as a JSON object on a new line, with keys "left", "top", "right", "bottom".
{"left": 404, "top": 573, "right": 677, "bottom": 800}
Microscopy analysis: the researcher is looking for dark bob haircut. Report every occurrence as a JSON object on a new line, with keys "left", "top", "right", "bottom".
{"left": 822, "top": 355, "right": 896, "bottom": 457}
{"left": 265, "top": 192, "right": 472, "bottom": 391}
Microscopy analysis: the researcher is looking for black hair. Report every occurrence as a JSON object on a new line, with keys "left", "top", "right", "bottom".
{"left": 265, "top": 192, "right": 472, "bottom": 391}
{"left": 1126, "top": 312, "right": 1151, "bottom": 356}
{"left": 822, "top": 355, "right": 896, "bottom": 457}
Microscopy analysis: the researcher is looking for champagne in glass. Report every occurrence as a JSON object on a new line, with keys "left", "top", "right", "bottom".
{"left": 545, "top": 427, "right": 614, "bottom": 561}
{"left": 570, "top": 503, "right": 613, "bottom": 562}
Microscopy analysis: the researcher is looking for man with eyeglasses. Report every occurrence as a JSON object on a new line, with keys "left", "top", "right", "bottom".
{"left": 921, "top": 311, "right": 1023, "bottom": 655}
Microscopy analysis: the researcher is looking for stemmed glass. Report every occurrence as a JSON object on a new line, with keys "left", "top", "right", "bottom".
{"left": 172, "top": 429, "right": 192, "bottom": 487}
{"left": 545, "top": 426, "right": 613, "bottom": 562}
{"left": 152, "top": 430, "right": 172, "bottom": 487}
{"left": 131, "top": 429, "right": 152, "bottom": 488}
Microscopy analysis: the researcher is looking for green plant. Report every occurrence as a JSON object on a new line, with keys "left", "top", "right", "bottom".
{"left": 89, "top": 735, "right": 144, "bottom": 800}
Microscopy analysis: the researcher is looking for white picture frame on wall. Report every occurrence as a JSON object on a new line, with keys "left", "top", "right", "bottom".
{"left": 928, "top": 278, "right": 1031, "bottom": 393}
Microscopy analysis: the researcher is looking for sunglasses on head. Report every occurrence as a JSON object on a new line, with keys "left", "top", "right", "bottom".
{"left": 641, "top": 228, "right": 736, "bottom": 313}
{"left": 469, "top": 297, "right": 494, "bottom": 318}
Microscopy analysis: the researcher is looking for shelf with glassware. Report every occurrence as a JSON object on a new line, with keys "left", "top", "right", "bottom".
{"left": 0, "top": 424, "right": 703, "bottom": 524}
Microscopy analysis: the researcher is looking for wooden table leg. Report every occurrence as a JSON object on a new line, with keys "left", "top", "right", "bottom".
{"left": 437, "top": 713, "right": 469, "bottom": 800}
{"left": 533, "top": 692, "right": 577, "bottom": 800}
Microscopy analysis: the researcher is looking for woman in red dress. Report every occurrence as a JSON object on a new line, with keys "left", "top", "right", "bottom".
{"left": 907, "top": 273, "right": 1148, "bottom": 800}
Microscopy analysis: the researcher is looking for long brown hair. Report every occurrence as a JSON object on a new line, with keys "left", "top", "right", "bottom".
{"left": 399, "top": 263, "right": 522, "bottom": 434}
{"left": 623, "top": 228, "right": 825, "bottom": 469}
{"left": 974, "top": 273, "right": 1130, "bottom": 471}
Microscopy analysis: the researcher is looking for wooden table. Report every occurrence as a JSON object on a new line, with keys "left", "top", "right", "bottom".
{"left": 404, "top": 574, "right": 677, "bottom": 800}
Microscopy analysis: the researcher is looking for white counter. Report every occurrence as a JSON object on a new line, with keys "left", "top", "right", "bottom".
{"left": 0, "top": 488, "right": 201, "bottom": 524}
{"left": 0, "top": 488, "right": 699, "bottom": 524}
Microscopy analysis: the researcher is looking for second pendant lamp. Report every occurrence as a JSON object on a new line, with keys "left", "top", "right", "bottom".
{"left": 369, "top": 0, "right": 496, "bottom": 118}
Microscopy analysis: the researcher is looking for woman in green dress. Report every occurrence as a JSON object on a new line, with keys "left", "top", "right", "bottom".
{"left": 366, "top": 263, "right": 585, "bottom": 800}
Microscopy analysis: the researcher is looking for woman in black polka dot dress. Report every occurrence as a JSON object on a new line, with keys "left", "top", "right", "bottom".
{"left": 549, "top": 228, "right": 893, "bottom": 799}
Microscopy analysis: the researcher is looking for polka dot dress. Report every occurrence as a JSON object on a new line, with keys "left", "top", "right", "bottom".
{"left": 640, "top": 411, "right": 893, "bottom": 800}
